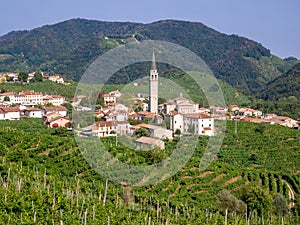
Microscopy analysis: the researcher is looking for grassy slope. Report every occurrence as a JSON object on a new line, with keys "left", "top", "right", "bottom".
{"left": 0, "top": 119, "right": 299, "bottom": 223}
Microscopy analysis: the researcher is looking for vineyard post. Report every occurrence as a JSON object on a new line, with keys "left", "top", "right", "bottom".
{"left": 103, "top": 178, "right": 108, "bottom": 206}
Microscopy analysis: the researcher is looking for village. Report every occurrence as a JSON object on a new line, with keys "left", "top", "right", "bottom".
{"left": 0, "top": 54, "right": 299, "bottom": 151}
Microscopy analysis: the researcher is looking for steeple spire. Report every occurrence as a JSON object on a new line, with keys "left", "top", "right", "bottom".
{"left": 151, "top": 49, "right": 157, "bottom": 71}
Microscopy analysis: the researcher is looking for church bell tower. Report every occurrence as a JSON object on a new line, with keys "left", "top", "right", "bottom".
{"left": 149, "top": 50, "right": 158, "bottom": 113}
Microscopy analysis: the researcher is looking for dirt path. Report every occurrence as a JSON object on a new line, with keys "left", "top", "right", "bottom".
{"left": 283, "top": 180, "right": 295, "bottom": 208}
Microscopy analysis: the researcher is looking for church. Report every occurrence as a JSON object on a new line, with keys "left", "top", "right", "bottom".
{"left": 148, "top": 51, "right": 214, "bottom": 136}
{"left": 149, "top": 50, "right": 158, "bottom": 113}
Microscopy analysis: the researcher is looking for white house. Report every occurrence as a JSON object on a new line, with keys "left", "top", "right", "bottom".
{"left": 183, "top": 113, "right": 214, "bottom": 136}
{"left": 116, "top": 121, "right": 131, "bottom": 135}
{"left": 24, "top": 107, "right": 43, "bottom": 118}
{"left": 169, "top": 111, "right": 184, "bottom": 133}
{"left": 43, "top": 95, "right": 65, "bottom": 106}
{"left": 87, "top": 121, "right": 117, "bottom": 137}
{"left": 135, "top": 136, "right": 165, "bottom": 150}
{"left": 0, "top": 106, "right": 21, "bottom": 120}
{"left": 169, "top": 111, "right": 215, "bottom": 136}
{"left": 103, "top": 94, "right": 117, "bottom": 103}
{"left": 45, "top": 75, "right": 64, "bottom": 84}
{"left": 42, "top": 106, "right": 67, "bottom": 117}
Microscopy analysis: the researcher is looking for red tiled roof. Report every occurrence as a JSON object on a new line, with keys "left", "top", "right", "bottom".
{"left": 24, "top": 107, "right": 41, "bottom": 111}
{"left": 95, "top": 121, "right": 117, "bottom": 127}
{"left": 43, "top": 106, "right": 67, "bottom": 111}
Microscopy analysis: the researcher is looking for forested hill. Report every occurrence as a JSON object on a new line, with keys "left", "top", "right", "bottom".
{"left": 260, "top": 62, "right": 300, "bottom": 101}
{"left": 0, "top": 18, "right": 292, "bottom": 95}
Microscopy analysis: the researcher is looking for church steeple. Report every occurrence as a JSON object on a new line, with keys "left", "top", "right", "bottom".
{"left": 151, "top": 49, "right": 157, "bottom": 71}
{"left": 149, "top": 50, "right": 158, "bottom": 113}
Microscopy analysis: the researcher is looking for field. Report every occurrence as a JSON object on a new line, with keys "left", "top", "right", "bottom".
{"left": 0, "top": 118, "right": 299, "bottom": 224}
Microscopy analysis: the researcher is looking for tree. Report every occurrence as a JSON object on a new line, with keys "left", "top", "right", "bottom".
{"left": 4, "top": 96, "right": 10, "bottom": 102}
{"left": 134, "top": 128, "right": 150, "bottom": 138}
{"left": 18, "top": 72, "right": 28, "bottom": 83}
{"left": 30, "top": 72, "right": 43, "bottom": 82}
{"left": 217, "top": 190, "right": 246, "bottom": 215}
{"left": 174, "top": 128, "right": 181, "bottom": 135}
{"left": 244, "top": 188, "right": 272, "bottom": 216}
{"left": 272, "top": 193, "right": 290, "bottom": 216}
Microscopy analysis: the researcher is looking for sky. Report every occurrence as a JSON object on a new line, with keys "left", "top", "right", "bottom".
{"left": 1, "top": 0, "right": 299, "bottom": 59}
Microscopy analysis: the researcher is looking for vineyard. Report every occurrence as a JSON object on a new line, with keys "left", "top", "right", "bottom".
{"left": 0, "top": 119, "right": 299, "bottom": 224}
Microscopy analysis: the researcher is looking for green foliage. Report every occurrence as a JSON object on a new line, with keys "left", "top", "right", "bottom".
{"left": 0, "top": 119, "right": 299, "bottom": 224}
{"left": 174, "top": 128, "right": 181, "bottom": 135}
{"left": 18, "top": 71, "right": 28, "bottom": 83}
{"left": 250, "top": 99, "right": 300, "bottom": 120}
{"left": 260, "top": 63, "right": 300, "bottom": 101}
{"left": 244, "top": 188, "right": 272, "bottom": 216}
{"left": 272, "top": 193, "right": 290, "bottom": 216}
{"left": 0, "top": 19, "right": 292, "bottom": 95}
{"left": 30, "top": 71, "right": 43, "bottom": 82}
{"left": 133, "top": 128, "right": 150, "bottom": 138}
{"left": 217, "top": 190, "right": 246, "bottom": 215}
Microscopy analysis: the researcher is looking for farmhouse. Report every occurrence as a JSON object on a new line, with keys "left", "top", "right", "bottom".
{"left": 135, "top": 136, "right": 165, "bottom": 150}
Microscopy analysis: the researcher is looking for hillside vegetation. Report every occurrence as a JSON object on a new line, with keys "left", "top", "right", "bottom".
{"left": 260, "top": 62, "right": 300, "bottom": 101}
{"left": 0, "top": 18, "right": 293, "bottom": 95}
{"left": 0, "top": 119, "right": 299, "bottom": 224}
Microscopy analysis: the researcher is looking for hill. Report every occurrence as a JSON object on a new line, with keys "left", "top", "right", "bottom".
{"left": 0, "top": 18, "right": 293, "bottom": 95}
{"left": 260, "top": 62, "right": 300, "bottom": 101}
{"left": 0, "top": 119, "right": 299, "bottom": 223}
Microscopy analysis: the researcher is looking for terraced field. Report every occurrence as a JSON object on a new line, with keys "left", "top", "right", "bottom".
{"left": 0, "top": 118, "right": 299, "bottom": 224}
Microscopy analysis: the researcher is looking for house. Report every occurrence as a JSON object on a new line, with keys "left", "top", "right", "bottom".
{"left": 169, "top": 111, "right": 184, "bottom": 132}
{"left": 270, "top": 116, "right": 298, "bottom": 128}
{"left": 42, "top": 106, "right": 67, "bottom": 117}
{"left": 43, "top": 95, "right": 65, "bottom": 106}
{"left": 169, "top": 111, "right": 215, "bottom": 136}
{"left": 23, "top": 107, "right": 43, "bottom": 118}
{"left": 103, "top": 94, "right": 117, "bottom": 103}
{"left": 44, "top": 113, "right": 70, "bottom": 128}
{"left": 0, "top": 108, "right": 5, "bottom": 120}
{"left": 0, "top": 92, "right": 14, "bottom": 102}
{"left": 44, "top": 75, "right": 64, "bottom": 84}
{"left": 109, "top": 110, "right": 128, "bottom": 122}
{"left": 109, "top": 90, "right": 121, "bottom": 98}
{"left": 114, "top": 103, "right": 128, "bottom": 112}
{"left": 163, "top": 101, "right": 176, "bottom": 114}
{"left": 87, "top": 121, "right": 117, "bottom": 137}
{"left": 0, "top": 105, "right": 21, "bottom": 120}
{"left": 116, "top": 121, "right": 131, "bottom": 135}
{"left": 74, "top": 105, "right": 93, "bottom": 111}
{"left": 14, "top": 90, "right": 44, "bottom": 105}
{"left": 135, "top": 136, "right": 165, "bottom": 150}
{"left": 137, "top": 123, "right": 173, "bottom": 139}
{"left": 182, "top": 113, "right": 214, "bottom": 136}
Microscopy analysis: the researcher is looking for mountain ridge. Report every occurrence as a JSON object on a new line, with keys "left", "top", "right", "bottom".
{"left": 0, "top": 18, "right": 293, "bottom": 95}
